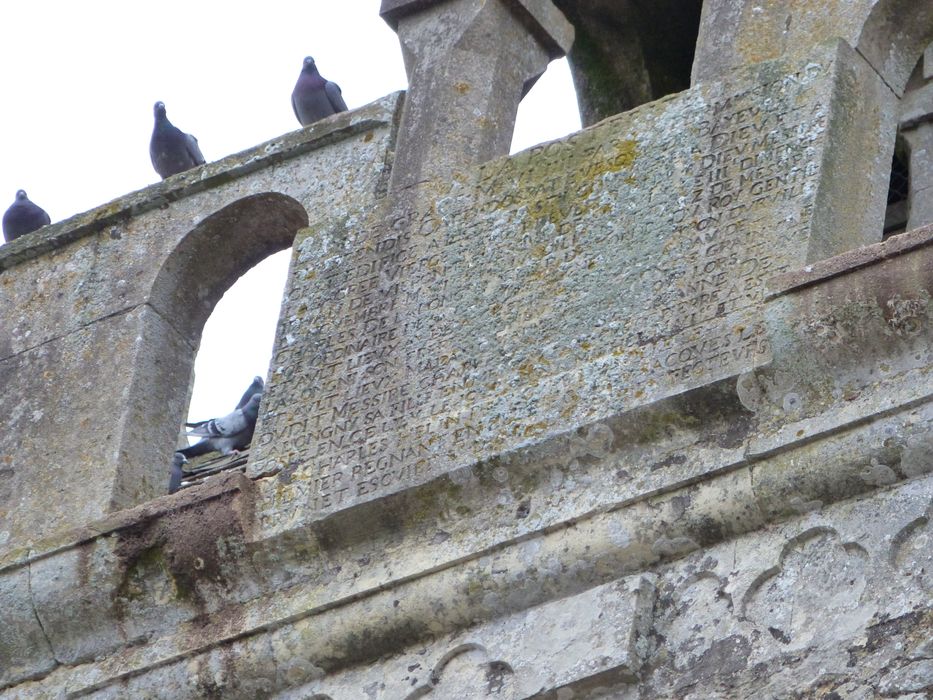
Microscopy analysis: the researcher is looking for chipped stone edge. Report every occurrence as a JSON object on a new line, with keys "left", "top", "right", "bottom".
{"left": 0, "top": 470, "right": 251, "bottom": 576}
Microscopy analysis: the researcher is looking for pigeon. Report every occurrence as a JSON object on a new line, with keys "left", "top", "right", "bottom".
{"left": 179, "top": 392, "right": 262, "bottom": 458}
{"left": 149, "top": 101, "right": 206, "bottom": 179}
{"left": 2, "top": 190, "right": 51, "bottom": 242}
{"left": 169, "top": 452, "right": 187, "bottom": 494}
{"left": 291, "top": 56, "right": 348, "bottom": 126}
{"left": 235, "top": 376, "right": 264, "bottom": 410}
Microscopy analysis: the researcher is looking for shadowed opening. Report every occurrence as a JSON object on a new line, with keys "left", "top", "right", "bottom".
{"left": 554, "top": 0, "right": 704, "bottom": 127}
{"left": 884, "top": 46, "right": 933, "bottom": 238}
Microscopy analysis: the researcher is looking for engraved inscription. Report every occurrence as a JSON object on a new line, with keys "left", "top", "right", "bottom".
{"left": 253, "top": 60, "right": 832, "bottom": 525}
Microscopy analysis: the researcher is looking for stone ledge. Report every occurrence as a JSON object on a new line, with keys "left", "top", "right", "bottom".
{"left": 0, "top": 92, "right": 403, "bottom": 274}
{"left": 242, "top": 476, "right": 933, "bottom": 698}
{"left": 2, "top": 375, "right": 931, "bottom": 692}
{"left": 767, "top": 223, "right": 933, "bottom": 299}
{"left": 0, "top": 469, "right": 252, "bottom": 575}
{"left": 6, "top": 424, "right": 932, "bottom": 696}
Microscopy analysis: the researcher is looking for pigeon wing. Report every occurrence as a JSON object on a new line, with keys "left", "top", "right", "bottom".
{"left": 185, "top": 133, "right": 206, "bottom": 166}
{"left": 325, "top": 81, "right": 348, "bottom": 113}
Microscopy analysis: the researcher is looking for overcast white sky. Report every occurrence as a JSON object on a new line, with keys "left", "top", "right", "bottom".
{"left": 0, "top": 1, "right": 581, "bottom": 425}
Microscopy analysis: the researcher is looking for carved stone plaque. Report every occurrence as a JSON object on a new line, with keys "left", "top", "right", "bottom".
{"left": 251, "top": 48, "right": 866, "bottom": 527}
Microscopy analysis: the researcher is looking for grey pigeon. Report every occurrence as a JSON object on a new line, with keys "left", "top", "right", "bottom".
{"left": 179, "top": 393, "right": 262, "bottom": 458}
{"left": 235, "top": 376, "right": 264, "bottom": 410}
{"left": 149, "top": 101, "right": 206, "bottom": 179}
{"left": 291, "top": 56, "right": 348, "bottom": 126}
{"left": 2, "top": 190, "right": 51, "bottom": 242}
{"left": 169, "top": 452, "right": 187, "bottom": 494}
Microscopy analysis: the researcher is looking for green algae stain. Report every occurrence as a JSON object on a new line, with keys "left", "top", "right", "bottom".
{"left": 607, "top": 138, "right": 639, "bottom": 173}
{"left": 508, "top": 136, "right": 640, "bottom": 229}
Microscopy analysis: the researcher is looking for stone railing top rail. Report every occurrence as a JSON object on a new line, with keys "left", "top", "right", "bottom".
{"left": 0, "top": 92, "right": 403, "bottom": 274}
{"left": 769, "top": 223, "right": 933, "bottom": 299}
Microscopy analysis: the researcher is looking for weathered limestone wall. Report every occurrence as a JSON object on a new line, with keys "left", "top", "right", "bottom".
{"left": 693, "top": 0, "right": 933, "bottom": 96}
{"left": 0, "top": 95, "right": 402, "bottom": 548}
{"left": 2, "top": 0, "right": 933, "bottom": 698}
{"left": 3, "top": 227, "right": 933, "bottom": 697}
{"left": 249, "top": 41, "right": 896, "bottom": 526}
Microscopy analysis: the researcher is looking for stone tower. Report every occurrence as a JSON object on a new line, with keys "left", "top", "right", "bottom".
{"left": 2, "top": 0, "right": 933, "bottom": 697}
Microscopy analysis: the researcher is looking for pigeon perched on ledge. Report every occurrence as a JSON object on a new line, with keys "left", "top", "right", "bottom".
{"left": 179, "top": 392, "right": 262, "bottom": 459}
{"left": 2, "top": 190, "right": 51, "bottom": 242}
{"left": 291, "top": 56, "right": 348, "bottom": 126}
{"left": 149, "top": 101, "right": 206, "bottom": 179}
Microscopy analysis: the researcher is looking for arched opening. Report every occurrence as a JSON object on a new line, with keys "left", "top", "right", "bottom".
{"left": 553, "top": 0, "right": 704, "bottom": 127}
{"left": 852, "top": 3, "right": 933, "bottom": 244}
{"left": 173, "top": 249, "right": 292, "bottom": 489}
{"left": 856, "top": 0, "right": 933, "bottom": 99}
{"left": 131, "top": 193, "right": 307, "bottom": 500}
{"left": 511, "top": 58, "right": 581, "bottom": 153}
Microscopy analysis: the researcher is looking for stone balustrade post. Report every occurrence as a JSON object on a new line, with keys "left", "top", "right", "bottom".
{"left": 381, "top": 0, "right": 574, "bottom": 191}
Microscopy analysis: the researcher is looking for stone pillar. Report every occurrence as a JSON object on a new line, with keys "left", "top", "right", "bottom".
{"left": 381, "top": 0, "right": 574, "bottom": 191}
{"left": 903, "top": 121, "right": 933, "bottom": 231}
{"left": 900, "top": 48, "right": 933, "bottom": 232}
{"left": 691, "top": 0, "right": 873, "bottom": 86}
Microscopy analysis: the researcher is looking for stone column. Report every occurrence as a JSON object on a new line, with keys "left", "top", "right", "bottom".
{"left": 691, "top": 0, "right": 872, "bottom": 86}
{"left": 900, "top": 48, "right": 933, "bottom": 232}
{"left": 903, "top": 121, "right": 933, "bottom": 231}
{"left": 381, "top": 0, "right": 574, "bottom": 191}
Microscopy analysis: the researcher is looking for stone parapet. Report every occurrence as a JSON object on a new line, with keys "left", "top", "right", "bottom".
{"left": 4, "top": 1, "right": 933, "bottom": 694}
{"left": 248, "top": 42, "right": 896, "bottom": 527}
